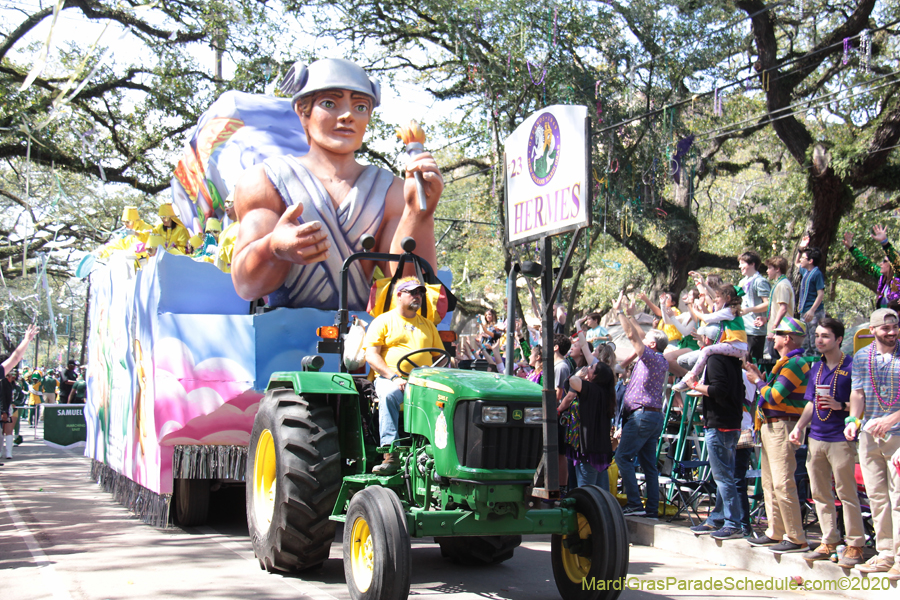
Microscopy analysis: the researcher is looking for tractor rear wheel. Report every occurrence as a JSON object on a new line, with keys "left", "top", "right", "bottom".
{"left": 551, "top": 486, "right": 630, "bottom": 600}
{"left": 174, "top": 478, "right": 210, "bottom": 526}
{"left": 246, "top": 388, "right": 341, "bottom": 573}
{"left": 436, "top": 535, "right": 522, "bottom": 565}
{"left": 343, "top": 486, "right": 411, "bottom": 600}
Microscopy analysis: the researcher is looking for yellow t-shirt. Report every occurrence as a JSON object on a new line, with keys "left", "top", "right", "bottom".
{"left": 658, "top": 307, "right": 683, "bottom": 342}
{"left": 364, "top": 309, "right": 442, "bottom": 373}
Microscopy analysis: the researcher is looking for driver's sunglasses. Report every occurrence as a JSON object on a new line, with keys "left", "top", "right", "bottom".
{"left": 402, "top": 288, "right": 425, "bottom": 296}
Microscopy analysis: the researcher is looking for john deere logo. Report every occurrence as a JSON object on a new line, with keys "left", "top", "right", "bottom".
{"left": 512, "top": 409, "right": 523, "bottom": 421}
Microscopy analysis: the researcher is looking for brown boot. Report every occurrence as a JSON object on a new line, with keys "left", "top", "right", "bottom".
{"left": 803, "top": 543, "right": 836, "bottom": 561}
{"left": 837, "top": 545, "right": 864, "bottom": 568}
{"left": 372, "top": 453, "right": 400, "bottom": 475}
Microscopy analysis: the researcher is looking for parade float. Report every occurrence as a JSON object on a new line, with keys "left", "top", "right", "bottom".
{"left": 84, "top": 88, "right": 313, "bottom": 526}
{"left": 84, "top": 81, "right": 452, "bottom": 527}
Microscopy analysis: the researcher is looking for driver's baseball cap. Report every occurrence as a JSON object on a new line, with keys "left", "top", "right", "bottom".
{"left": 396, "top": 278, "right": 426, "bottom": 294}
{"left": 870, "top": 308, "right": 899, "bottom": 328}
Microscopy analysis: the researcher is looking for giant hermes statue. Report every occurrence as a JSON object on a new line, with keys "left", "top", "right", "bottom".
{"left": 231, "top": 58, "right": 443, "bottom": 310}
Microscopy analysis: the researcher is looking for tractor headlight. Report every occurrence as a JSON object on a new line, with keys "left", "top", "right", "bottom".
{"left": 524, "top": 407, "right": 543, "bottom": 424}
{"left": 481, "top": 406, "right": 508, "bottom": 423}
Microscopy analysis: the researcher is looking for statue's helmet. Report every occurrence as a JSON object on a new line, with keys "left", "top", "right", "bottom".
{"left": 280, "top": 58, "right": 381, "bottom": 109}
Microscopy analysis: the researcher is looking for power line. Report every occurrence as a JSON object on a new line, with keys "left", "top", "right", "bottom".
{"left": 444, "top": 166, "right": 494, "bottom": 185}
{"left": 695, "top": 75, "right": 900, "bottom": 142}
{"left": 694, "top": 68, "right": 900, "bottom": 140}
{"left": 593, "top": 16, "right": 900, "bottom": 137}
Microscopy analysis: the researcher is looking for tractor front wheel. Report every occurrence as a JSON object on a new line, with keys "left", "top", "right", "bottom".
{"left": 436, "top": 535, "right": 522, "bottom": 565}
{"left": 246, "top": 389, "right": 341, "bottom": 573}
{"left": 551, "top": 486, "right": 630, "bottom": 600}
{"left": 343, "top": 486, "right": 411, "bottom": 600}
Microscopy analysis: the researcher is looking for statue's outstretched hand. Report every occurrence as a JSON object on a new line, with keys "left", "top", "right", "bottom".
{"left": 404, "top": 151, "right": 443, "bottom": 216}
{"left": 269, "top": 202, "right": 331, "bottom": 265}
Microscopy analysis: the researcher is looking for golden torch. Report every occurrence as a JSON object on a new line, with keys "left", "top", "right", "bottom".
{"left": 396, "top": 119, "right": 429, "bottom": 211}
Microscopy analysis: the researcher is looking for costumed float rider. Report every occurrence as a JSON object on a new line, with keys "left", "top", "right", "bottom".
{"left": 215, "top": 195, "right": 240, "bottom": 273}
{"left": 229, "top": 58, "right": 443, "bottom": 310}
{"left": 152, "top": 203, "right": 190, "bottom": 254}
{"left": 843, "top": 225, "right": 900, "bottom": 309}
{"left": 195, "top": 218, "right": 221, "bottom": 263}
{"left": 364, "top": 277, "right": 444, "bottom": 474}
{"left": 188, "top": 233, "right": 205, "bottom": 257}
{"left": 96, "top": 206, "right": 152, "bottom": 258}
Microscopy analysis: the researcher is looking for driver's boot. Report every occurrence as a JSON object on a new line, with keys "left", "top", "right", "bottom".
{"left": 372, "top": 453, "right": 400, "bottom": 475}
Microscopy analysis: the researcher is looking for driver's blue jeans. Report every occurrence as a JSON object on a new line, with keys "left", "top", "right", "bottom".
{"left": 375, "top": 376, "right": 404, "bottom": 447}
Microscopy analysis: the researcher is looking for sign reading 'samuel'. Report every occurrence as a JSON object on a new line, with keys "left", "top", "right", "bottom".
{"left": 504, "top": 104, "right": 591, "bottom": 244}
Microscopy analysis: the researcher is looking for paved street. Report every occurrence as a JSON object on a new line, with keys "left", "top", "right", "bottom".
{"left": 0, "top": 428, "right": 883, "bottom": 600}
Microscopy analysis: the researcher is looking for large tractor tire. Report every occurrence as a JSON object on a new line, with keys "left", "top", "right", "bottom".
{"left": 174, "top": 478, "right": 210, "bottom": 527}
{"left": 343, "top": 486, "right": 411, "bottom": 600}
{"left": 246, "top": 389, "right": 341, "bottom": 573}
{"left": 551, "top": 486, "right": 630, "bottom": 600}
{"left": 436, "top": 535, "right": 522, "bottom": 565}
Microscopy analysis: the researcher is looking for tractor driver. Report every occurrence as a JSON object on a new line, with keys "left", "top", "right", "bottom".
{"left": 364, "top": 277, "right": 443, "bottom": 475}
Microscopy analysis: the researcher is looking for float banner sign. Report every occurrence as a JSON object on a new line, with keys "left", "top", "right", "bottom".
{"left": 505, "top": 105, "right": 590, "bottom": 245}
{"left": 44, "top": 404, "right": 87, "bottom": 446}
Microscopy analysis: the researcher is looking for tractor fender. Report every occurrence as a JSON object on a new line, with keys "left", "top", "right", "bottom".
{"left": 266, "top": 371, "right": 359, "bottom": 396}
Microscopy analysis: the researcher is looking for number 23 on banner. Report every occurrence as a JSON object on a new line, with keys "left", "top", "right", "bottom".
{"left": 508, "top": 156, "right": 523, "bottom": 178}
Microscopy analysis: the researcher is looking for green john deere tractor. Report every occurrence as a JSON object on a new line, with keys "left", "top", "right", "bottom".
{"left": 245, "top": 236, "right": 629, "bottom": 600}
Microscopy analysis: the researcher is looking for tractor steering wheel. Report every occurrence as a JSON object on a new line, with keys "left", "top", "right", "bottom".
{"left": 396, "top": 348, "right": 453, "bottom": 377}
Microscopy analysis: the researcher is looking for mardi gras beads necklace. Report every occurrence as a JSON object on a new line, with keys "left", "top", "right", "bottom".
{"left": 867, "top": 342, "right": 900, "bottom": 410}
{"left": 815, "top": 353, "right": 845, "bottom": 421}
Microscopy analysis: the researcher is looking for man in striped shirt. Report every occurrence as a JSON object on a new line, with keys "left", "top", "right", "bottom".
{"left": 845, "top": 308, "right": 900, "bottom": 579}
{"left": 744, "top": 316, "right": 816, "bottom": 554}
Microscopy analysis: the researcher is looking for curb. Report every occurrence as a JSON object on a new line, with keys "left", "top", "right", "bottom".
{"left": 627, "top": 517, "right": 898, "bottom": 599}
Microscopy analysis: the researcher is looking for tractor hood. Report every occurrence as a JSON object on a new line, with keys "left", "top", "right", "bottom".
{"left": 407, "top": 368, "right": 542, "bottom": 401}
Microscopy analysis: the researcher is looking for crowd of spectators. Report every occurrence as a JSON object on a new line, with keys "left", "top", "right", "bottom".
{"left": 452, "top": 227, "right": 900, "bottom": 580}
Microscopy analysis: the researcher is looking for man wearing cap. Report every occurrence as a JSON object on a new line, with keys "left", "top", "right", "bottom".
{"left": 844, "top": 308, "right": 900, "bottom": 578}
{"left": 787, "top": 317, "right": 865, "bottom": 566}
{"left": 152, "top": 203, "right": 190, "bottom": 254}
{"left": 364, "top": 277, "right": 444, "bottom": 474}
{"left": 60, "top": 359, "right": 78, "bottom": 404}
{"left": 744, "top": 316, "right": 816, "bottom": 554}
{"left": 688, "top": 324, "right": 747, "bottom": 540}
{"left": 231, "top": 58, "right": 443, "bottom": 311}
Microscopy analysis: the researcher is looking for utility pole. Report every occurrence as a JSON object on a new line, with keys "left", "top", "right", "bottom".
{"left": 211, "top": 27, "right": 226, "bottom": 80}
{"left": 66, "top": 314, "right": 72, "bottom": 364}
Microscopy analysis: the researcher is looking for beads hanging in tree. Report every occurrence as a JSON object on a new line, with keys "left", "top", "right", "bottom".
{"left": 861, "top": 31, "right": 871, "bottom": 73}
{"left": 842, "top": 37, "right": 851, "bottom": 65}
{"left": 527, "top": 60, "right": 546, "bottom": 85}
